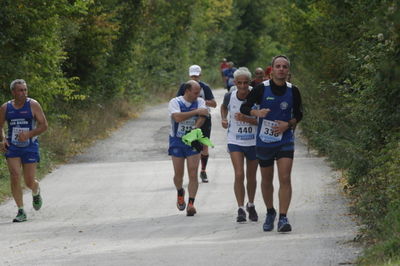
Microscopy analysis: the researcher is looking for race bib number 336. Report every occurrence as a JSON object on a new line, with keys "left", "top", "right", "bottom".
{"left": 259, "top": 120, "right": 282, "bottom": 143}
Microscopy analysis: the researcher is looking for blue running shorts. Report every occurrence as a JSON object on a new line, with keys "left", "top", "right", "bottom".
{"left": 256, "top": 143, "right": 294, "bottom": 167}
{"left": 227, "top": 144, "right": 257, "bottom": 161}
{"left": 5, "top": 149, "right": 40, "bottom": 163}
{"left": 168, "top": 146, "right": 200, "bottom": 158}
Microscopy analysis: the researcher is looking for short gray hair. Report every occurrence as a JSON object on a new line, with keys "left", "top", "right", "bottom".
{"left": 233, "top": 67, "right": 252, "bottom": 80}
{"left": 10, "top": 79, "right": 27, "bottom": 90}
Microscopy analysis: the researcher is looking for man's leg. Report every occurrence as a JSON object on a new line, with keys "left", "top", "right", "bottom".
{"left": 260, "top": 165, "right": 274, "bottom": 209}
{"left": 229, "top": 151, "right": 247, "bottom": 222}
{"left": 172, "top": 156, "right": 185, "bottom": 189}
{"left": 172, "top": 156, "right": 186, "bottom": 211}
{"left": 229, "top": 151, "right": 245, "bottom": 207}
{"left": 186, "top": 153, "right": 200, "bottom": 216}
{"left": 245, "top": 158, "right": 259, "bottom": 222}
{"left": 200, "top": 146, "right": 209, "bottom": 172}
{"left": 276, "top": 157, "right": 293, "bottom": 215}
{"left": 200, "top": 118, "right": 211, "bottom": 183}
{"left": 22, "top": 162, "right": 42, "bottom": 211}
{"left": 22, "top": 163, "right": 39, "bottom": 194}
{"left": 7, "top": 157, "right": 27, "bottom": 222}
{"left": 276, "top": 157, "right": 293, "bottom": 232}
{"left": 260, "top": 163, "right": 276, "bottom": 231}
{"left": 246, "top": 159, "right": 258, "bottom": 204}
{"left": 7, "top": 158, "right": 23, "bottom": 208}
{"left": 186, "top": 153, "right": 200, "bottom": 199}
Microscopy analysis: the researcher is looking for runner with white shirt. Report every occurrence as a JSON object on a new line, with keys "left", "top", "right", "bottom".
{"left": 168, "top": 80, "right": 208, "bottom": 216}
{"left": 221, "top": 68, "right": 259, "bottom": 223}
{"left": 176, "top": 65, "right": 217, "bottom": 183}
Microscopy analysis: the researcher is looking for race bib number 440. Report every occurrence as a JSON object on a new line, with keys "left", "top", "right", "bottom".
{"left": 259, "top": 120, "right": 282, "bottom": 143}
{"left": 235, "top": 125, "right": 255, "bottom": 140}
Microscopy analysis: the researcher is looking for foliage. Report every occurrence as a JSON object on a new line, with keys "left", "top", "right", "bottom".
{"left": 1, "top": 1, "right": 399, "bottom": 264}
{"left": 274, "top": 0, "right": 400, "bottom": 264}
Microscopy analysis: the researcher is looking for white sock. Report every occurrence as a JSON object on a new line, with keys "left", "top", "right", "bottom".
{"left": 239, "top": 206, "right": 245, "bottom": 211}
{"left": 247, "top": 202, "right": 255, "bottom": 207}
{"left": 32, "top": 186, "right": 40, "bottom": 196}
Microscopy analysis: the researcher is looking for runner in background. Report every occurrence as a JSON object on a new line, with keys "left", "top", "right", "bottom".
{"left": 223, "top": 62, "right": 237, "bottom": 91}
{"left": 250, "top": 67, "right": 265, "bottom": 87}
{"left": 220, "top": 58, "right": 229, "bottom": 84}
{"left": 264, "top": 66, "right": 272, "bottom": 80}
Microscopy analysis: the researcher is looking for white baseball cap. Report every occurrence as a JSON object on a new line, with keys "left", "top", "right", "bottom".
{"left": 189, "top": 65, "right": 201, "bottom": 76}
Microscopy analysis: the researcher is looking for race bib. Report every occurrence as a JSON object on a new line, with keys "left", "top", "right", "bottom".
{"left": 259, "top": 120, "right": 282, "bottom": 143}
{"left": 235, "top": 122, "right": 255, "bottom": 141}
{"left": 228, "top": 77, "right": 234, "bottom": 86}
{"left": 11, "top": 127, "right": 30, "bottom": 147}
{"left": 176, "top": 118, "right": 196, "bottom": 137}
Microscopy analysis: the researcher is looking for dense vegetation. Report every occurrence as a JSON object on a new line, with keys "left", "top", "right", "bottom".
{"left": 0, "top": 0, "right": 398, "bottom": 264}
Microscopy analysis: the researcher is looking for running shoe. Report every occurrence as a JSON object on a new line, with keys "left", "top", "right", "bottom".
{"left": 13, "top": 209, "right": 27, "bottom": 223}
{"left": 176, "top": 189, "right": 186, "bottom": 211}
{"left": 186, "top": 203, "right": 197, "bottom": 216}
{"left": 278, "top": 216, "right": 292, "bottom": 232}
{"left": 200, "top": 171, "right": 208, "bottom": 183}
{"left": 263, "top": 212, "right": 276, "bottom": 231}
{"left": 236, "top": 208, "right": 246, "bottom": 223}
{"left": 246, "top": 203, "right": 258, "bottom": 222}
{"left": 32, "top": 188, "right": 42, "bottom": 211}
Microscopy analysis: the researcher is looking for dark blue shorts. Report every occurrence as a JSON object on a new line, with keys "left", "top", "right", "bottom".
{"left": 256, "top": 143, "right": 294, "bottom": 167}
{"left": 228, "top": 144, "right": 257, "bottom": 161}
{"left": 5, "top": 149, "right": 40, "bottom": 163}
{"left": 168, "top": 146, "right": 200, "bottom": 158}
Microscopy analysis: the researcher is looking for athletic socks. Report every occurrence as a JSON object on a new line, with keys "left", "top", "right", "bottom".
{"left": 267, "top": 207, "right": 276, "bottom": 215}
{"left": 188, "top": 197, "right": 195, "bottom": 205}
{"left": 32, "top": 185, "right": 40, "bottom": 196}
{"left": 279, "top": 213, "right": 287, "bottom": 219}
{"left": 177, "top": 188, "right": 184, "bottom": 196}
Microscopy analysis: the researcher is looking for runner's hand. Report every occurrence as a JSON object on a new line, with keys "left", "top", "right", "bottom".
{"left": 17, "top": 130, "right": 30, "bottom": 142}
{"left": 273, "top": 120, "right": 290, "bottom": 134}
{"left": 221, "top": 119, "right": 228, "bottom": 129}
{"left": 234, "top": 113, "right": 247, "bottom": 122}
{"left": 197, "top": 108, "right": 209, "bottom": 117}
{"left": 254, "top": 108, "right": 270, "bottom": 118}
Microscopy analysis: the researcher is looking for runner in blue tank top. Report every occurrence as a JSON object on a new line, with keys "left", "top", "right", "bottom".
{"left": 0, "top": 79, "right": 48, "bottom": 222}
{"left": 240, "top": 55, "right": 303, "bottom": 233}
{"left": 169, "top": 80, "right": 208, "bottom": 216}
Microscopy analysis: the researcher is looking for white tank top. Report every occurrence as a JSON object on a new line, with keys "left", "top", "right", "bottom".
{"left": 227, "top": 91, "right": 257, "bottom": 146}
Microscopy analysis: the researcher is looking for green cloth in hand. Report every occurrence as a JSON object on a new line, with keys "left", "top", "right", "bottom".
{"left": 182, "top": 128, "right": 214, "bottom": 148}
